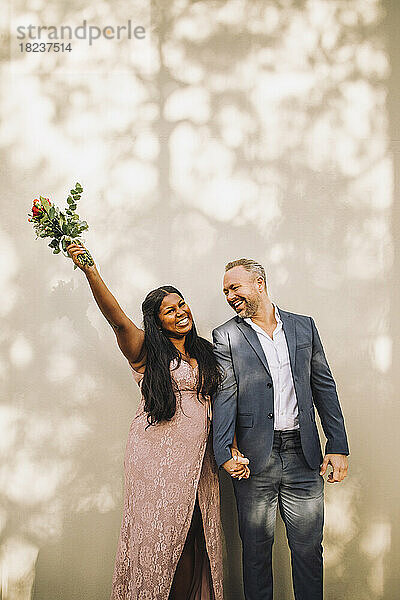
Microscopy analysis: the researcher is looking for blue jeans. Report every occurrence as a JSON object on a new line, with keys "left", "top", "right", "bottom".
{"left": 233, "top": 430, "right": 324, "bottom": 600}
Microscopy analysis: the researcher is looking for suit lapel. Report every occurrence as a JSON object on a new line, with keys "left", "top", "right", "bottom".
{"left": 236, "top": 318, "right": 271, "bottom": 377}
{"left": 278, "top": 307, "right": 297, "bottom": 372}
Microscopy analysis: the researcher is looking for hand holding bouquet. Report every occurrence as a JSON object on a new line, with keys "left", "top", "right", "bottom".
{"left": 28, "top": 182, "right": 94, "bottom": 270}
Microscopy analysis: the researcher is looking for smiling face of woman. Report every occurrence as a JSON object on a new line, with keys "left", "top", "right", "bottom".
{"left": 158, "top": 293, "right": 193, "bottom": 338}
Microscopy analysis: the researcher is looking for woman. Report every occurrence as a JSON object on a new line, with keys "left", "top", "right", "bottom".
{"left": 66, "top": 243, "right": 249, "bottom": 600}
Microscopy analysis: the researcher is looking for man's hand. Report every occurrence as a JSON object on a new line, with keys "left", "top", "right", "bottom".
{"left": 223, "top": 447, "right": 250, "bottom": 479}
{"left": 320, "top": 454, "right": 348, "bottom": 483}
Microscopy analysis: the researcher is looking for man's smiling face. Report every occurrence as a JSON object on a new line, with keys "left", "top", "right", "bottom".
{"left": 223, "top": 266, "right": 263, "bottom": 318}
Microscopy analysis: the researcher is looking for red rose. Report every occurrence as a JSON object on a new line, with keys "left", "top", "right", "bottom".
{"left": 31, "top": 199, "right": 44, "bottom": 217}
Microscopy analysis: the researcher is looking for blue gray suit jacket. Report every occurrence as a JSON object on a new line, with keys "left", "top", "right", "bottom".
{"left": 212, "top": 309, "right": 349, "bottom": 475}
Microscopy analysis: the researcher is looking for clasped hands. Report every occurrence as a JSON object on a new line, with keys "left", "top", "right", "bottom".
{"left": 222, "top": 451, "right": 348, "bottom": 483}
{"left": 223, "top": 447, "right": 250, "bottom": 480}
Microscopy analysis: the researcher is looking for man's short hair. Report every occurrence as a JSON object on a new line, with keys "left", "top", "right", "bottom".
{"left": 225, "top": 258, "right": 267, "bottom": 288}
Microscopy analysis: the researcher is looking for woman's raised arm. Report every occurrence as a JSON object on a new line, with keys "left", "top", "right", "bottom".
{"left": 67, "top": 242, "right": 145, "bottom": 366}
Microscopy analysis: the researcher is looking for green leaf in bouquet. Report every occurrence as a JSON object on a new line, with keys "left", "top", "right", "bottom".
{"left": 40, "top": 197, "right": 51, "bottom": 211}
{"left": 31, "top": 182, "right": 89, "bottom": 265}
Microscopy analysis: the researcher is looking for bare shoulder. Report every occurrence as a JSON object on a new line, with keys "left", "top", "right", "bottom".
{"left": 127, "top": 344, "right": 147, "bottom": 374}
{"left": 114, "top": 320, "right": 146, "bottom": 365}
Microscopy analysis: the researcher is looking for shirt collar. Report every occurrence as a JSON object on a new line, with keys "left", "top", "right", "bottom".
{"left": 244, "top": 304, "right": 281, "bottom": 336}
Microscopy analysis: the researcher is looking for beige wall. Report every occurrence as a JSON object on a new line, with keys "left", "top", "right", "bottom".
{"left": 1, "top": 0, "right": 399, "bottom": 598}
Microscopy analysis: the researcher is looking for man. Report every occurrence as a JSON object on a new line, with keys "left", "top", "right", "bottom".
{"left": 212, "top": 258, "right": 349, "bottom": 600}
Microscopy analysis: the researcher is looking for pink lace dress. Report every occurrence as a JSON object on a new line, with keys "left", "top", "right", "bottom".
{"left": 110, "top": 358, "right": 224, "bottom": 600}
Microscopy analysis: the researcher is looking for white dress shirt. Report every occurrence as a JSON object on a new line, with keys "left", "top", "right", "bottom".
{"left": 244, "top": 306, "right": 299, "bottom": 431}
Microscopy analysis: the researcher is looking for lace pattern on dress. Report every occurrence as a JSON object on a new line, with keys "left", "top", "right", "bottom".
{"left": 109, "top": 359, "right": 223, "bottom": 600}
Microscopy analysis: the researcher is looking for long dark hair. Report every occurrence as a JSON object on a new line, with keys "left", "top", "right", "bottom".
{"left": 141, "top": 285, "right": 221, "bottom": 427}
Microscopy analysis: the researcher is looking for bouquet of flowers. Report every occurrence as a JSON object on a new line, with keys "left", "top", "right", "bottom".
{"left": 28, "top": 182, "right": 94, "bottom": 269}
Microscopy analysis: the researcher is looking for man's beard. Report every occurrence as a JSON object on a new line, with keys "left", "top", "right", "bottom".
{"left": 237, "top": 295, "right": 260, "bottom": 318}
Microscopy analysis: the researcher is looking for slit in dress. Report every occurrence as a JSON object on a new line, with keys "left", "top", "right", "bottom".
{"left": 168, "top": 496, "right": 215, "bottom": 600}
